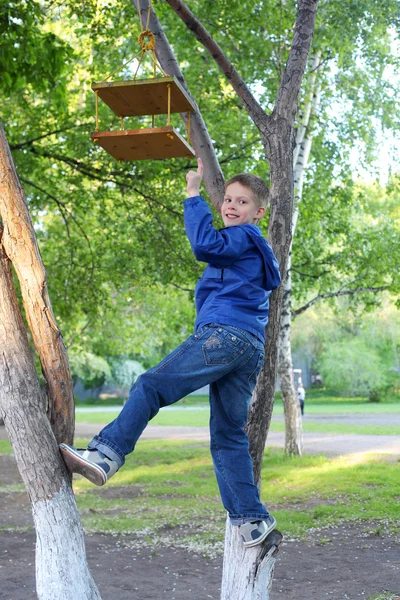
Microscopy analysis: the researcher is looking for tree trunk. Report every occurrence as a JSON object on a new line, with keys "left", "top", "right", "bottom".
{"left": 0, "top": 120, "right": 74, "bottom": 445}
{"left": 161, "top": 1, "right": 319, "bottom": 597}
{"left": 0, "top": 239, "right": 102, "bottom": 600}
{"left": 277, "top": 264, "right": 303, "bottom": 456}
{"left": 221, "top": 518, "right": 282, "bottom": 600}
{"left": 247, "top": 121, "right": 295, "bottom": 483}
{"left": 277, "top": 52, "right": 322, "bottom": 455}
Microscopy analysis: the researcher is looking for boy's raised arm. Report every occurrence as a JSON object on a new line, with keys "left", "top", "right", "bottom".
{"left": 184, "top": 160, "right": 250, "bottom": 266}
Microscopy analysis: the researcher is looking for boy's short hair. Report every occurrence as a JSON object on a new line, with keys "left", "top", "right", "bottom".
{"left": 225, "top": 174, "right": 269, "bottom": 208}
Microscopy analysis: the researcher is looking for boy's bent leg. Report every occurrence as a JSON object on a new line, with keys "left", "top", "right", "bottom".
{"left": 87, "top": 325, "right": 256, "bottom": 467}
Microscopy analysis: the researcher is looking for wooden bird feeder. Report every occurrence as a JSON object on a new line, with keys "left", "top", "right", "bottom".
{"left": 90, "top": 76, "right": 196, "bottom": 161}
{"left": 90, "top": 24, "right": 196, "bottom": 162}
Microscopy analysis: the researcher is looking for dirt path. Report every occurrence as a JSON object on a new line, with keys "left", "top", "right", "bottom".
{"left": 1, "top": 444, "right": 399, "bottom": 599}
{"left": 1, "top": 526, "right": 399, "bottom": 600}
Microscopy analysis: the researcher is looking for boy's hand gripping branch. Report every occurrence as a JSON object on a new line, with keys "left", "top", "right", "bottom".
{"left": 186, "top": 157, "right": 204, "bottom": 197}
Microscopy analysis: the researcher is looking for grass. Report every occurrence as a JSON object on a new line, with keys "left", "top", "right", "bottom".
{"left": 76, "top": 389, "right": 400, "bottom": 411}
{"left": 0, "top": 439, "right": 13, "bottom": 454}
{"left": 1, "top": 437, "right": 399, "bottom": 557}
{"left": 69, "top": 439, "right": 400, "bottom": 555}
{"left": 367, "top": 595, "right": 400, "bottom": 600}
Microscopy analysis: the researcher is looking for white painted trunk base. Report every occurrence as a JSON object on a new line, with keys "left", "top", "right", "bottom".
{"left": 32, "top": 481, "right": 102, "bottom": 600}
{"left": 221, "top": 518, "right": 279, "bottom": 600}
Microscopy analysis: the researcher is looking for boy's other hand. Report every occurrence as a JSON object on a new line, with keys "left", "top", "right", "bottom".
{"left": 186, "top": 157, "right": 204, "bottom": 197}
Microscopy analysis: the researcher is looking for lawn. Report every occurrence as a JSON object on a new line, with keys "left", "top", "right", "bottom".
{"left": 1, "top": 437, "right": 399, "bottom": 558}
{"left": 72, "top": 441, "right": 400, "bottom": 556}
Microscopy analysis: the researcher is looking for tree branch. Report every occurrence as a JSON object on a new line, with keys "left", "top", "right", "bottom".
{"left": 163, "top": 0, "right": 267, "bottom": 131}
{"left": 20, "top": 177, "right": 96, "bottom": 292}
{"left": 23, "top": 145, "right": 183, "bottom": 217}
{"left": 9, "top": 122, "right": 91, "bottom": 151}
{"left": 273, "top": 0, "right": 319, "bottom": 124}
{"left": 293, "top": 285, "right": 389, "bottom": 316}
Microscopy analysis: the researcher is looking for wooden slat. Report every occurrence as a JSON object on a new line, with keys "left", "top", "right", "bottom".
{"left": 90, "top": 126, "right": 195, "bottom": 161}
{"left": 92, "top": 76, "right": 196, "bottom": 118}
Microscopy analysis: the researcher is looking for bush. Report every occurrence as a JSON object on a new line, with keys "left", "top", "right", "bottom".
{"left": 318, "top": 340, "right": 387, "bottom": 397}
{"left": 69, "top": 351, "right": 111, "bottom": 390}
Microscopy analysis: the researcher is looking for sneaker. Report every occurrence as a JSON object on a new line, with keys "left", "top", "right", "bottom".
{"left": 239, "top": 515, "right": 277, "bottom": 548}
{"left": 59, "top": 444, "right": 119, "bottom": 486}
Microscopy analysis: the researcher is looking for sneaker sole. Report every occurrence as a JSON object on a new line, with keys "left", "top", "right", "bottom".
{"left": 242, "top": 517, "right": 277, "bottom": 548}
{"left": 59, "top": 444, "right": 107, "bottom": 486}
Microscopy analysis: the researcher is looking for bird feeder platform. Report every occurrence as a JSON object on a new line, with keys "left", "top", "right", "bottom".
{"left": 91, "top": 76, "right": 196, "bottom": 118}
{"left": 91, "top": 75, "right": 196, "bottom": 161}
{"left": 90, "top": 126, "right": 194, "bottom": 161}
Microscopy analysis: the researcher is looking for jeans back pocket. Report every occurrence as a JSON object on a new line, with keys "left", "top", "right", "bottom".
{"left": 202, "top": 328, "right": 249, "bottom": 366}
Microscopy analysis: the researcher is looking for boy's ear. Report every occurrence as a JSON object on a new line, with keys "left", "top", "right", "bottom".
{"left": 256, "top": 206, "right": 266, "bottom": 219}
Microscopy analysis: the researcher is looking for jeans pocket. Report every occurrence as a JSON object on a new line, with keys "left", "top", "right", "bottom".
{"left": 202, "top": 328, "right": 249, "bottom": 366}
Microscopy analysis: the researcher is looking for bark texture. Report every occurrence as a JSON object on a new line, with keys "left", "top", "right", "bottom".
{"left": 0, "top": 241, "right": 101, "bottom": 599}
{"left": 132, "top": 0, "right": 226, "bottom": 209}
{"left": 0, "top": 120, "right": 74, "bottom": 444}
{"left": 277, "top": 265, "right": 303, "bottom": 456}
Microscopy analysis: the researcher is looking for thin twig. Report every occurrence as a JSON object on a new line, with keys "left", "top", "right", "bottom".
{"left": 293, "top": 285, "right": 388, "bottom": 316}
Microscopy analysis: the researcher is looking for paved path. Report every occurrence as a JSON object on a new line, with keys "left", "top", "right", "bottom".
{"left": 2, "top": 419, "right": 399, "bottom": 457}
{"left": 70, "top": 423, "right": 400, "bottom": 457}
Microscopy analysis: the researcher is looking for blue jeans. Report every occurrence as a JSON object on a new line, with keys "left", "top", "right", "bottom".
{"left": 89, "top": 323, "right": 270, "bottom": 525}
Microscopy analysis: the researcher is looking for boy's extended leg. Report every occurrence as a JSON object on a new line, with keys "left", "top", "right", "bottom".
{"left": 208, "top": 341, "right": 276, "bottom": 545}
{"left": 60, "top": 324, "right": 260, "bottom": 485}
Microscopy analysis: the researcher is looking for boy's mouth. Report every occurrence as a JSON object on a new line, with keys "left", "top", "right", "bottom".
{"left": 225, "top": 213, "right": 239, "bottom": 220}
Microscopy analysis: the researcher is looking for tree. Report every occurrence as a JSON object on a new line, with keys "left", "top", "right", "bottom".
{"left": 0, "top": 123, "right": 101, "bottom": 599}
{"left": 276, "top": 0, "right": 400, "bottom": 455}
{"left": 291, "top": 296, "right": 400, "bottom": 399}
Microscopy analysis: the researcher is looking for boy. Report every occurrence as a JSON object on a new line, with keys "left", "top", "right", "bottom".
{"left": 60, "top": 158, "right": 281, "bottom": 548}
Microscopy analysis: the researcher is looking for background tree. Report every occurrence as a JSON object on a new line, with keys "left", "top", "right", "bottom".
{"left": 277, "top": 0, "right": 400, "bottom": 455}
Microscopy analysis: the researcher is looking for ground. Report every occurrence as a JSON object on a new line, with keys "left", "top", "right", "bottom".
{"left": 1, "top": 419, "right": 400, "bottom": 600}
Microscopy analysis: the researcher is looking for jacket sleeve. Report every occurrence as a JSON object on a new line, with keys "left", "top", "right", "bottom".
{"left": 183, "top": 196, "right": 251, "bottom": 266}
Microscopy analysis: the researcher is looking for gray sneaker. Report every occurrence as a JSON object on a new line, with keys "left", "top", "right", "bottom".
{"left": 239, "top": 515, "right": 277, "bottom": 548}
{"left": 59, "top": 444, "right": 119, "bottom": 486}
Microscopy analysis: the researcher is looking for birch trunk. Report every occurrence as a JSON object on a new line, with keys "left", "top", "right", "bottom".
{"left": 277, "top": 262, "right": 303, "bottom": 455}
{"left": 0, "top": 120, "right": 74, "bottom": 444}
{"left": 278, "top": 53, "right": 322, "bottom": 455}
{"left": 0, "top": 239, "right": 102, "bottom": 600}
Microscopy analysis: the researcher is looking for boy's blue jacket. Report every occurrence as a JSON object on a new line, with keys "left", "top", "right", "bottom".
{"left": 184, "top": 196, "right": 281, "bottom": 343}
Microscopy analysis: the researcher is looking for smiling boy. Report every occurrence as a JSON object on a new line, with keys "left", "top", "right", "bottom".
{"left": 60, "top": 158, "right": 281, "bottom": 548}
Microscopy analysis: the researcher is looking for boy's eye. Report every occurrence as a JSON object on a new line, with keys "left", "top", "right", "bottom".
{"left": 224, "top": 198, "right": 231, "bottom": 203}
{"left": 239, "top": 200, "right": 246, "bottom": 205}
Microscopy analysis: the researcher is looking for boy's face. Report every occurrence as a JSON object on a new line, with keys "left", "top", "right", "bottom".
{"left": 221, "top": 182, "right": 266, "bottom": 227}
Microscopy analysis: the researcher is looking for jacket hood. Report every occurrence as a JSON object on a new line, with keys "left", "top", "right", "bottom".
{"left": 241, "top": 224, "right": 281, "bottom": 291}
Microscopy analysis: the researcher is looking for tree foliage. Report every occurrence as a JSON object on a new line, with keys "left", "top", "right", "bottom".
{"left": 292, "top": 298, "right": 400, "bottom": 398}
{"left": 1, "top": 0, "right": 399, "bottom": 368}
